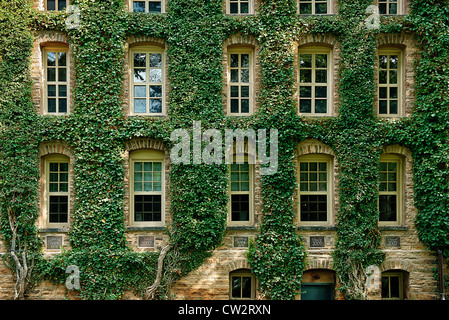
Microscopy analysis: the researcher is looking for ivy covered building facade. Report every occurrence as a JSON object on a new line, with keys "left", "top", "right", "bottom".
{"left": 0, "top": 0, "right": 448, "bottom": 300}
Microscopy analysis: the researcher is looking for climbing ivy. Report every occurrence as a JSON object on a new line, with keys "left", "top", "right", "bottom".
{"left": 0, "top": 0, "right": 447, "bottom": 300}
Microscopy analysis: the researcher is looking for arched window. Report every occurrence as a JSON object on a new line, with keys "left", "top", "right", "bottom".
{"left": 129, "top": 149, "right": 165, "bottom": 226}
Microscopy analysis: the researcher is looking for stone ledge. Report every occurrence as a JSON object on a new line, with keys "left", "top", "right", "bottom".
{"left": 126, "top": 226, "right": 166, "bottom": 231}
{"left": 297, "top": 226, "right": 337, "bottom": 231}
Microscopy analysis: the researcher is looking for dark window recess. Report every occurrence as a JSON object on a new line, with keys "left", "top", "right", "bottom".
{"left": 379, "top": 195, "right": 397, "bottom": 221}
{"left": 134, "top": 195, "right": 162, "bottom": 222}
{"left": 49, "top": 195, "right": 68, "bottom": 223}
{"left": 231, "top": 194, "right": 249, "bottom": 221}
{"left": 300, "top": 194, "right": 327, "bottom": 221}
{"left": 231, "top": 276, "right": 252, "bottom": 299}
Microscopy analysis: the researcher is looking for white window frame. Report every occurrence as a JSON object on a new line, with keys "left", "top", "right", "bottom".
{"left": 298, "top": 47, "right": 332, "bottom": 117}
{"left": 44, "top": 154, "right": 70, "bottom": 228}
{"left": 297, "top": 0, "right": 332, "bottom": 15}
{"left": 297, "top": 154, "right": 332, "bottom": 226}
{"left": 44, "top": 0, "right": 68, "bottom": 11}
{"left": 130, "top": 0, "right": 165, "bottom": 13}
{"left": 129, "top": 149, "right": 165, "bottom": 227}
{"left": 378, "top": 154, "right": 403, "bottom": 226}
{"left": 228, "top": 156, "right": 254, "bottom": 226}
{"left": 377, "top": 48, "right": 402, "bottom": 118}
{"left": 226, "top": 0, "right": 254, "bottom": 15}
{"left": 377, "top": 0, "right": 402, "bottom": 15}
{"left": 227, "top": 48, "right": 254, "bottom": 116}
{"left": 43, "top": 46, "right": 70, "bottom": 115}
{"left": 130, "top": 45, "right": 166, "bottom": 116}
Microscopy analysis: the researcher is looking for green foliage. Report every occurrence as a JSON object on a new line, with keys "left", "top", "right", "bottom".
{"left": 0, "top": 0, "right": 448, "bottom": 300}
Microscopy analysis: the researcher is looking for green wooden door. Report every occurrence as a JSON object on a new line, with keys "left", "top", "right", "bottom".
{"left": 301, "top": 283, "right": 334, "bottom": 300}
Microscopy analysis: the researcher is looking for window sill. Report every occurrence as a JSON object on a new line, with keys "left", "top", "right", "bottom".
{"left": 126, "top": 226, "right": 166, "bottom": 231}
{"left": 297, "top": 225, "right": 337, "bottom": 231}
{"left": 379, "top": 226, "right": 408, "bottom": 231}
{"left": 38, "top": 227, "right": 69, "bottom": 233}
{"left": 226, "top": 225, "right": 257, "bottom": 231}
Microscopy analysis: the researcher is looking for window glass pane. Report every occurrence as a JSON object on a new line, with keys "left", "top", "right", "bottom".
{"left": 231, "top": 86, "right": 239, "bottom": 97}
{"left": 58, "top": 0, "right": 67, "bottom": 11}
{"left": 389, "top": 3, "right": 397, "bottom": 14}
{"left": 240, "top": 86, "right": 249, "bottom": 98}
{"left": 300, "top": 99, "right": 312, "bottom": 113}
{"left": 230, "top": 54, "right": 239, "bottom": 68}
{"left": 241, "top": 54, "right": 249, "bottom": 68}
{"left": 315, "top": 3, "right": 327, "bottom": 14}
{"left": 59, "top": 98, "right": 67, "bottom": 113}
{"left": 315, "top": 54, "right": 328, "bottom": 68}
{"left": 47, "top": 68, "right": 56, "bottom": 82}
{"left": 49, "top": 195, "right": 68, "bottom": 223}
{"left": 150, "top": 99, "right": 162, "bottom": 113}
{"left": 47, "top": 52, "right": 56, "bottom": 66}
{"left": 241, "top": 69, "right": 249, "bottom": 83}
{"left": 379, "top": 195, "right": 397, "bottom": 221}
{"left": 230, "top": 69, "right": 239, "bottom": 83}
{"left": 379, "top": 87, "right": 387, "bottom": 99}
{"left": 149, "top": 53, "right": 162, "bottom": 67}
{"left": 230, "top": 99, "right": 239, "bottom": 113}
{"left": 134, "top": 99, "right": 147, "bottom": 113}
{"left": 379, "top": 100, "right": 388, "bottom": 114}
{"left": 134, "top": 195, "right": 161, "bottom": 222}
{"left": 241, "top": 277, "right": 252, "bottom": 298}
{"left": 230, "top": 2, "right": 238, "bottom": 14}
{"left": 390, "top": 100, "right": 398, "bottom": 114}
{"left": 47, "top": 0, "right": 56, "bottom": 10}
{"left": 389, "top": 70, "right": 398, "bottom": 84}
{"left": 381, "top": 276, "right": 389, "bottom": 298}
{"left": 59, "top": 182, "right": 68, "bottom": 192}
{"left": 48, "top": 98, "right": 57, "bottom": 113}
{"left": 240, "top": 2, "right": 249, "bottom": 14}
{"left": 389, "top": 55, "right": 398, "bottom": 69}
{"left": 300, "top": 86, "right": 312, "bottom": 98}
{"left": 315, "top": 70, "right": 327, "bottom": 83}
{"left": 241, "top": 99, "right": 249, "bottom": 113}
{"left": 379, "top": 70, "right": 387, "bottom": 84}
{"left": 390, "top": 276, "right": 400, "bottom": 298}
{"left": 58, "top": 68, "right": 67, "bottom": 82}
{"left": 379, "top": 3, "right": 387, "bottom": 14}
{"left": 60, "top": 162, "right": 68, "bottom": 172}
{"left": 133, "top": 1, "right": 146, "bottom": 12}
{"left": 315, "top": 86, "right": 327, "bottom": 98}
{"left": 149, "top": 69, "right": 162, "bottom": 83}
{"left": 134, "top": 53, "right": 146, "bottom": 67}
{"left": 135, "top": 171, "right": 143, "bottom": 182}
{"left": 58, "top": 85, "right": 67, "bottom": 97}
{"left": 150, "top": 85, "right": 162, "bottom": 97}
{"left": 231, "top": 194, "right": 249, "bottom": 221}
{"left": 300, "top": 54, "right": 312, "bottom": 68}
{"left": 300, "top": 70, "right": 312, "bottom": 83}
{"left": 58, "top": 52, "right": 67, "bottom": 66}
{"left": 149, "top": 1, "right": 162, "bottom": 13}
{"left": 379, "top": 55, "right": 388, "bottom": 69}
{"left": 134, "top": 69, "right": 146, "bottom": 83}
{"left": 299, "top": 3, "right": 312, "bottom": 14}
{"left": 134, "top": 85, "right": 146, "bottom": 98}
{"left": 232, "top": 277, "right": 241, "bottom": 298}
{"left": 315, "top": 100, "right": 327, "bottom": 113}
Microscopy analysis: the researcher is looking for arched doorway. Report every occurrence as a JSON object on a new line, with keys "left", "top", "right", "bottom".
{"left": 301, "top": 269, "right": 335, "bottom": 300}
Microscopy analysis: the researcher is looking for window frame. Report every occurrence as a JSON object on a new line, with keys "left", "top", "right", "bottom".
{"left": 44, "top": 0, "right": 68, "bottom": 11}
{"left": 229, "top": 269, "right": 256, "bottom": 300}
{"left": 43, "top": 45, "right": 70, "bottom": 115}
{"left": 227, "top": 48, "right": 254, "bottom": 116}
{"left": 378, "top": 154, "right": 403, "bottom": 226}
{"left": 130, "top": 0, "right": 165, "bottom": 13}
{"left": 44, "top": 154, "right": 70, "bottom": 228}
{"left": 377, "top": 0, "right": 402, "bottom": 15}
{"left": 226, "top": 0, "right": 254, "bottom": 15}
{"left": 129, "top": 45, "right": 166, "bottom": 116}
{"left": 376, "top": 48, "right": 402, "bottom": 118}
{"left": 297, "top": 0, "right": 332, "bottom": 15}
{"left": 129, "top": 149, "right": 165, "bottom": 227}
{"left": 381, "top": 271, "right": 404, "bottom": 300}
{"left": 228, "top": 155, "right": 254, "bottom": 226}
{"left": 297, "top": 154, "right": 333, "bottom": 226}
{"left": 298, "top": 46, "right": 333, "bottom": 117}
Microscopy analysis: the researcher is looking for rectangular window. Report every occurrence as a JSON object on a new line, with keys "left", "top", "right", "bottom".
{"left": 298, "top": 155, "right": 331, "bottom": 225}
{"left": 132, "top": 0, "right": 163, "bottom": 13}
{"left": 381, "top": 273, "right": 404, "bottom": 300}
{"left": 133, "top": 161, "right": 163, "bottom": 222}
{"left": 229, "top": 162, "right": 253, "bottom": 225}
{"left": 378, "top": 49, "right": 401, "bottom": 117}
{"left": 379, "top": 155, "right": 401, "bottom": 224}
{"left": 131, "top": 47, "right": 165, "bottom": 115}
{"left": 46, "top": 158, "right": 69, "bottom": 226}
{"left": 228, "top": 50, "right": 253, "bottom": 115}
{"left": 378, "top": 0, "right": 400, "bottom": 15}
{"left": 46, "top": 0, "right": 67, "bottom": 11}
{"left": 228, "top": 0, "right": 251, "bottom": 14}
{"left": 298, "top": 0, "right": 329, "bottom": 14}
{"left": 298, "top": 48, "right": 331, "bottom": 116}
{"left": 44, "top": 48, "right": 69, "bottom": 115}
{"left": 230, "top": 271, "right": 255, "bottom": 299}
